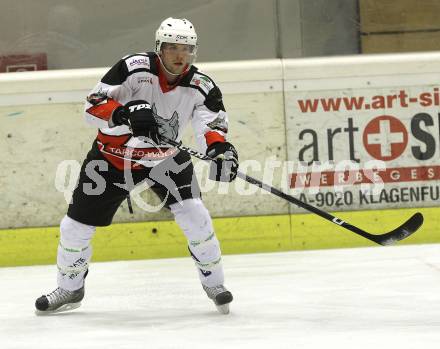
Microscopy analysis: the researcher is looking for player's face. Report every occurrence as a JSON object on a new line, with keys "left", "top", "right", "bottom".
{"left": 160, "top": 43, "right": 195, "bottom": 74}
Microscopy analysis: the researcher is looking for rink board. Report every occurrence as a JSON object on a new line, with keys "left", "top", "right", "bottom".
{"left": 0, "top": 62, "right": 287, "bottom": 230}
{"left": 0, "top": 206, "right": 437, "bottom": 267}
{"left": 2, "top": 54, "right": 440, "bottom": 267}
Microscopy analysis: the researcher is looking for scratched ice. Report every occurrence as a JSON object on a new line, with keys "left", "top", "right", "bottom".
{"left": 1, "top": 244, "right": 440, "bottom": 349}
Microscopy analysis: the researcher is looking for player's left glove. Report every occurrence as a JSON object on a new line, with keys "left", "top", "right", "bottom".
{"left": 206, "top": 141, "right": 239, "bottom": 182}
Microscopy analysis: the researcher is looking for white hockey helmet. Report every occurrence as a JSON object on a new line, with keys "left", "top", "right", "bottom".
{"left": 155, "top": 17, "right": 198, "bottom": 56}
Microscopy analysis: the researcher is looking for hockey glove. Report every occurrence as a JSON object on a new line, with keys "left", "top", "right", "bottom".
{"left": 206, "top": 142, "right": 239, "bottom": 182}
{"left": 124, "top": 100, "right": 161, "bottom": 144}
{"left": 111, "top": 105, "right": 130, "bottom": 126}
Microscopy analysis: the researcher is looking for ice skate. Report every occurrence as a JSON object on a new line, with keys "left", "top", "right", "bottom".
{"left": 203, "top": 284, "right": 233, "bottom": 314}
{"left": 35, "top": 287, "right": 84, "bottom": 315}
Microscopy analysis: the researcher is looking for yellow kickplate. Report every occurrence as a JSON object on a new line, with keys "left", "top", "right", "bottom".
{"left": 0, "top": 207, "right": 438, "bottom": 267}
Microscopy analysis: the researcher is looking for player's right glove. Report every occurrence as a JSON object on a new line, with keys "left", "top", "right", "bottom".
{"left": 113, "top": 100, "right": 161, "bottom": 144}
{"left": 111, "top": 105, "right": 130, "bottom": 126}
{"left": 206, "top": 141, "right": 239, "bottom": 182}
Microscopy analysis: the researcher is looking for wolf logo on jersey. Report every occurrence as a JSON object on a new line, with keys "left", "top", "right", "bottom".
{"left": 152, "top": 104, "right": 180, "bottom": 142}
{"left": 206, "top": 114, "right": 228, "bottom": 133}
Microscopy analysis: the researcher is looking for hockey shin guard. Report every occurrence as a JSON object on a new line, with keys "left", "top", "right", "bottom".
{"left": 170, "top": 198, "right": 224, "bottom": 287}
{"left": 57, "top": 215, "right": 95, "bottom": 291}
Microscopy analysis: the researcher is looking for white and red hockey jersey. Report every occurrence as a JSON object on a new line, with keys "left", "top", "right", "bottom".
{"left": 84, "top": 52, "right": 229, "bottom": 170}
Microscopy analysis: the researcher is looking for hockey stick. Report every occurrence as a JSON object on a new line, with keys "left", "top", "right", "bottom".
{"left": 162, "top": 138, "right": 424, "bottom": 246}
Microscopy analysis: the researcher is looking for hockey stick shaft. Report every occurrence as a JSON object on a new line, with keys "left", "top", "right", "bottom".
{"left": 163, "top": 138, "right": 423, "bottom": 245}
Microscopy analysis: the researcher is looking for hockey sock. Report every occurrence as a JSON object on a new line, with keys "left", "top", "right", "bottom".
{"left": 170, "top": 198, "right": 224, "bottom": 287}
{"left": 57, "top": 215, "right": 95, "bottom": 291}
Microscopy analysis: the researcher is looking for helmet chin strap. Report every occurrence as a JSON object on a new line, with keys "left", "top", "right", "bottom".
{"left": 157, "top": 54, "right": 189, "bottom": 77}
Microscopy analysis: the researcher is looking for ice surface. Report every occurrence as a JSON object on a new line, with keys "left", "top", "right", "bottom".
{"left": 1, "top": 244, "right": 440, "bottom": 349}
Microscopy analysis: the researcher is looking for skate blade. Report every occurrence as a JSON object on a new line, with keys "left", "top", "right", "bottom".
{"left": 35, "top": 302, "right": 82, "bottom": 316}
{"left": 216, "top": 303, "right": 230, "bottom": 314}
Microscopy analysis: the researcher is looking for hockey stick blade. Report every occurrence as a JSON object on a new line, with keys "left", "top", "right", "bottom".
{"left": 365, "top": 212, "right": 424, "bottom": 246}
{"left": 239, "top": 171, "right": 424, "bottom": 246}
{"left": 162, "top": 137, "right": 424, "bottom": 246}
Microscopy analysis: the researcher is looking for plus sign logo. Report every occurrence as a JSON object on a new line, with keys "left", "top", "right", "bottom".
{"left": 362, "top": 115, "right": 408, "bottom": 161}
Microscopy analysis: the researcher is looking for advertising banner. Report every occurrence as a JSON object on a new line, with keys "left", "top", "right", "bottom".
{"left": 286, "top": 84, "right": 440, "bottom": 212}
{"left": 0, "top": 53, "right": 47, "bottom": 72}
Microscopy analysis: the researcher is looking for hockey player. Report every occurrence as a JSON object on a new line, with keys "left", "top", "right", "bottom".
{"left": 35, "top": 18, "right": 238, "bottom": 315}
